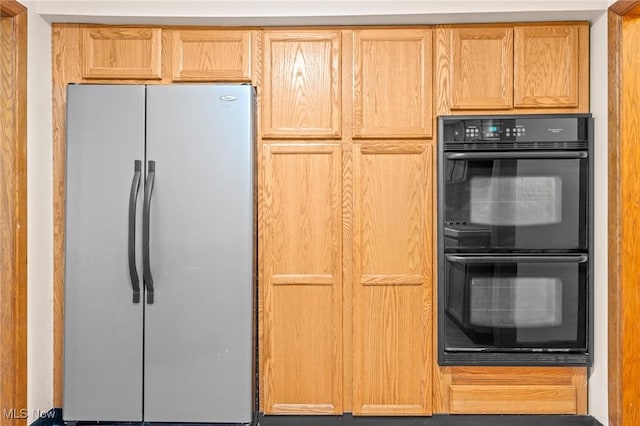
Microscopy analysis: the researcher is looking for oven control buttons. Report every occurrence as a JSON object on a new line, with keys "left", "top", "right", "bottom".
{"left": 505, "top": 127, "right": 527, "bottom": 137}
{"left": 465, "top": 127, "right": 480, "bottom": 138}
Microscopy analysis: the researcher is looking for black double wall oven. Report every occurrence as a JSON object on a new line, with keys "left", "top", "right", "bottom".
{"left": 438, "top": 114, "right": 593, "bottom": 366}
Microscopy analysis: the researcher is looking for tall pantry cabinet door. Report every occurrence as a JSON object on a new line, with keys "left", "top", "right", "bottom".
{"left": 64, "top": 85, "right": 145, "bottom": 422}
{"left": 352, "top": 29, "right": 432, "bottom": 139}
{"left": 513, "top": 25, "right": 581, "bottom": 108}
{"left": 261, "top": 144, "right": 343, "bottom": 414}
{"left": 448, "top": 26, "right": 513, "bottom": 109}
{"left": 143, "top": 85, "right": 254, "bottom": 423}
{"left": 262, "top": 30, "right": 341, "bottom": 139}
{"left": 352, "top": 144, "right": 433, "bottom": 416}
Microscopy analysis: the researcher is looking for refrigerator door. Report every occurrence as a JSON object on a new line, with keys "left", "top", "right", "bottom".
{"left": 144, "top": 85, "right": 255, "bottom": 423}
{"left": 64, "top": 85, "right": 145, "bottom": 421}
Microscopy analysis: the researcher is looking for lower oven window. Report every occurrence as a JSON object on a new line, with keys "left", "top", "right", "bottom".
{"left": 469, "top": 277, "right": 562, "bottom": 329}
{"left": 442, "top": 255, "right": 587, "bottom": 360}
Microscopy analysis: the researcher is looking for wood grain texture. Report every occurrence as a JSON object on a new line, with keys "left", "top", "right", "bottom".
{"left": 0, "top": 5, "right": 27, "bottom": 425}
{"left": 81, "top": 26, "right": 162, "bottom": 79}
{"left": 434, "top": 27, "right": 452, "bottom": 117}
{"left": 449, "top": 26, "right": 513, "bottom": 109}
{"left": 171, "top": 29, "right": 251, "bottom": 81}
{"left": 262, "top": 30, "right": 341, "bottom": 139}
{"left": 352, "top": 29, "right": 432, "bottom": 139}
{"left": 610, "top": 1, "right": 640, "bottom": 16}
{"left": 608, "top": 10, "right": 623, "bottom": 426}
{"left": 340, "top": 29, "right": 354, "bottom": 413}
{"left": 444, "top": 367, "right": 586, "bottom": 415}
{"left": 449, "top": 385, "right": 577, "bottom": 414}
{"left": 572, "top": 367, "right": 587, "bottom": 415}
{"left": 436, "top": 22, "right": 589, "bottom": 116}
{"left": 513, "top": 24, "right": 580, "bottom": 108}
{"left": 261, "top": 144, "right": 343, "bottom": 414}
{"left": 616, "top": 13, "right": 640, "bottom": 426}
{"left": 0, "top": 0, "right": 26, "bottom": 16}
{"left": 352, "top": 143, "right": 432, "bottom": 415}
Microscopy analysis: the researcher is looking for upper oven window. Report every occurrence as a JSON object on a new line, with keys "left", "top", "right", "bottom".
{"left": 443, "top": 154, "right": 588, "bottom": 251}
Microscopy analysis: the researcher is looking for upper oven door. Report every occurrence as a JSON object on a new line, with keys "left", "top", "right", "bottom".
{"left": 442, "top": 151, "right": 588, "bottom": 252}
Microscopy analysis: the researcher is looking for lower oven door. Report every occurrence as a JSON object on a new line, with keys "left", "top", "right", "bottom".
{"left": 440, "top": 254, "right": 589, "bottom": 365}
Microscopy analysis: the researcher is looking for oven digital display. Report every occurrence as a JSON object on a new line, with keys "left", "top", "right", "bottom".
{"left": 481, "top": 122, "right": 502, "bottom": 138}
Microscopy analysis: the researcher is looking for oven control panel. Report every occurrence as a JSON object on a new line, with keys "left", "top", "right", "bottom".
{"left": 462, "top": 122, "right": 528, "bottom": 140}
{"left": 441, "top": 115, "right": 590, "bottom": 145}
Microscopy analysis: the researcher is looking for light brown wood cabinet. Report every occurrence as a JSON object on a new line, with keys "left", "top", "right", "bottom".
{"left": 81, "top": 26, "right": 163, "bottom": 80}
{"left": 261, "top": 30, "right": 342, "bottom": 139}
{"left": 170, "top": 29, "right": 251, "bottom": 81}
{"left": 259, "top": 28, "right": 435, "bottom": 416}
{"left": 352, "top": 29, "right": 432, "bottom": 138}
{"left": 437, "top": 22, "right": 589, "bottom": 113}
{"left": 260, "top": 144, "right": 343, "bottom": 414}
{"left": 436, "top": 367, "right": 587, "bottom": 415}
{"left": 79, "top": 26, "right": 252, "bottom": 82}
{"left": 352, "top": 143, "right": 433, "bottom": 415}
{"left": 447, "top": 26, "right": 514, "bottom": 109}
{"left": 54, "top": 22, "right": 589, "bottom": 418}
{"left": 513, "top": 25, "right": 581, "bottom": 108}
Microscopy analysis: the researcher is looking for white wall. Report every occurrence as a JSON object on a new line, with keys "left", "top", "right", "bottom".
{"left": 25, "top": 1, "right": 53, "bottom": 423}
{"left": 25, "top": 1, "right": 610, "bottom": 425}
{"left": 589, "top": 11, "right": 609, "bottom": 426}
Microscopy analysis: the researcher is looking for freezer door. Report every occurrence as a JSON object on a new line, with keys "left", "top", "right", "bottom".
{"left": 144, "top": 85, "right": 255, "bottom": 423}
{"left": 64, "top": 85, "right": 144, "bottom": 421}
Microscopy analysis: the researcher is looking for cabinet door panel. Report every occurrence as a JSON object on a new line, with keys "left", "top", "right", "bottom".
{"left": 81, "top": 27, "right": 162, "bottom": 79}
{"left": 262, "top": 144, "right": 343, "bottom": 414}
{"left": 444, "top": 367, "right": 587, "bottom": 414}
{"left": 262, "top": 31, "right": 341, "bottom": 138}
{"left": 353, "top": 29, "right": 432, "bottom": 139}
{"left": 171, "top": 30, "right": 251, "bottom": 81}
{"left": 449, "top": 27, "right": 513, "bottom": 109}
{"left": 514, "top": 25, "right": 580, "bottom": 108}
{"left": 352, "top": 144, "right": 432, "bottom": 415}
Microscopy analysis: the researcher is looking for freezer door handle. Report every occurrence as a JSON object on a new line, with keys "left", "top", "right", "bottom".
{"left": 128, "top": 160, "right": 142, "bottom": 304}
{"left": 143, "top": 160, "right": 156, "bottom": 304}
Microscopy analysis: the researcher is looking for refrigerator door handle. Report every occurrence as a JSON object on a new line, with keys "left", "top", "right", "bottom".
{"left": 128, "top": 160, "right": 142, "bottom": 303}
{"left": 143, "top": 160, "right": 156, "bottom": 304}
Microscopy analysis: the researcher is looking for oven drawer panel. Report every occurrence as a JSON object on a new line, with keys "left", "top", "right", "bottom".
{"left": 449, "top": 384, "right": 577, "bottom": 414}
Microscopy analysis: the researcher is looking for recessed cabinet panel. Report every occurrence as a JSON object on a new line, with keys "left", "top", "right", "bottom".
{"left": 352, "top": 144, "right": 432, "bottom": 415}
{"left": 81, "top": 27, "right": 162, "bottom": 79}
{"left": 514, "top": 25, "right": 580, "bottom": 108}
{"left": 261, "top": 144, "right": 343, "bottom": 414}
{"left": 449, "top": 27, "right": 513, "bottom": 109}
{"left": 171, "top": 30, "right": 251, "bottom": 81}
{"left": 443, "top": 367, "right": 587, "bottom": 414}
{"left": 262, "top": 31, "right": 341, "bottom": 139}
{"left": 353, "top": 29, "right": 432, "bottom": 139}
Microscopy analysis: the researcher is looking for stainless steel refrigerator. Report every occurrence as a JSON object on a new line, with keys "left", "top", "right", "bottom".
{"left": 63, "top": 84, "right": 255, "bottom": 424}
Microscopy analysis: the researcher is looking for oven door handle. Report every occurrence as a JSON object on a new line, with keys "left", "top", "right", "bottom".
{"left": 445, "top": 254, "right": 588, "bottom": 264}
{"left": 445, "top": 151, "right": 588, "bottom": 160}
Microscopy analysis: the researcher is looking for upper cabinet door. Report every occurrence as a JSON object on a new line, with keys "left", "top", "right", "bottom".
{"left": 171, "top": 30, "right": 251, "bottom": 82}
{"left": 81, "top": 27, "right": 162, "bottom": 80}
{"left": 449, "top": 27, "right": 513, "bottom": 110}
{"left": 514, "top": 25, "right": 581, "bottom": 108}
{"left": 262, "top": 30, "right": 341, "bottom": 139}
{"left": 352, "top": 29, "right": 432, "bottom": 139}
